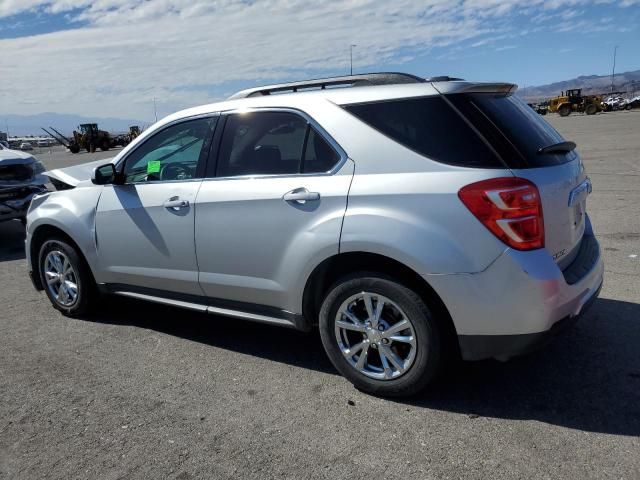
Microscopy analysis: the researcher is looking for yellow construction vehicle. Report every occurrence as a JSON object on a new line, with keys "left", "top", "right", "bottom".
{"left": 548, "top": 89, "right": 603, "bottom": 116}
{"left": 72, "top": 123, "right": 114, "bottom": 153}
{"left": 128, "top": 125, "right": 141, "bottom": 142}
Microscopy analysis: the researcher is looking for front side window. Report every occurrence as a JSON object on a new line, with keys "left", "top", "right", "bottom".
{"left": 216, "top": 111, "right": 341, "bottom": 177}
{"left": 122, "top": 117, "right": 216, "bottom": 183}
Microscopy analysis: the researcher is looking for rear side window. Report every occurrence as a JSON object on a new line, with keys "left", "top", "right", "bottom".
{"left": 344, "top": 97, "right": 502, "bottom": 168}
{"left": 303, "top": 128, "right": 341, "bottom": 173}
{"left": 447, "top": 93, "right": 577, "bottom": 168}
{"left": 216, "top": 111, "right": 341, "bottom": 177}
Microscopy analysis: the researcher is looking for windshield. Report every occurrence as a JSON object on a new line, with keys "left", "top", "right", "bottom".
{"left": 0, "top": 163, "right": 34, "bottom": 182}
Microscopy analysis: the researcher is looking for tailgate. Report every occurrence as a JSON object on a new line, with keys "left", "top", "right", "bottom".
{"left": 445, "top": 91, "right": 590, "bottom": 267}
{"left": 513, "top": 158, "right": 589, "bottom": 267}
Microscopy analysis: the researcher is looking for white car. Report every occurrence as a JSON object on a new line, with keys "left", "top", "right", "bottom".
{"left": 20, "top": 142, "right": 34, "bottom": 151}
{"left": 26, "top": 72, "right": 603, "bottom": 396}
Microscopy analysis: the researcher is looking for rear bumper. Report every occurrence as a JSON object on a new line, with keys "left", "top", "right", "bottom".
{"left": 426, "top": 217, "right": 604, "bottom": 360}
{"left": 458, "top": 278, "right": 601, "bottom": 360}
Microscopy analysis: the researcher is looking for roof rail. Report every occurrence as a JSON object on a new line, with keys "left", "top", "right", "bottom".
{"left": 227, "top": 72, "right": 426, "bottom": 100}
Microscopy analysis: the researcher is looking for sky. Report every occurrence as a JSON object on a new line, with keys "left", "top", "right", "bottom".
{"left": 0, "top": 0, "right": 638, "bottom": 122}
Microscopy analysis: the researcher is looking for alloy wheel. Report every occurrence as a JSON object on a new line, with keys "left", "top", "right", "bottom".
{"left": 44, "top": 250, "right": 79, "bottom": 307}
{"left": 334, "top": 292, "right": 418, "bottom": 380}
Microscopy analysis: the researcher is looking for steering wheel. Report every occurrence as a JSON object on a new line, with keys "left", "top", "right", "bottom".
{"left": 160, "top": 163, "right": 191, "bottom": 181}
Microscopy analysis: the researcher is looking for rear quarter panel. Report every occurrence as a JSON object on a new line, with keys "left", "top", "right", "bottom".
{"left": 341, "top": 170, "right": 510, "bottom": 275}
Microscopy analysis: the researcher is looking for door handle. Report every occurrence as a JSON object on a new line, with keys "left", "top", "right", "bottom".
{"left": 163, "top": 197, "right": 189, "bottom": 210}
{"left": 283, "top": 188, "right": 320, "bottom": 204}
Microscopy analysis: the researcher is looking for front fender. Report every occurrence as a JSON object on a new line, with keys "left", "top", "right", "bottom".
{"left": 26, "top": 186, "right": 102, "bottom": 276}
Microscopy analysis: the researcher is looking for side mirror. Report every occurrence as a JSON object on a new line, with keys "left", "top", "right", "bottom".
{"left": 91, "top": 163, "right": 117, "bottom": 185}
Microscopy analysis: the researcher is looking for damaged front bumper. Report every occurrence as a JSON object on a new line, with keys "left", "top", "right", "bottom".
{"left": 0, "top": 184, "right": 49, "bottom": 222}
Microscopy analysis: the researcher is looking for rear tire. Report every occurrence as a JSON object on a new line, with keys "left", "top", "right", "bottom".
{"left": 319, "top": 274, "right": 442, "bottom": 397}
{"left": 38, "top": 237, "right": 97, "bottom": 317}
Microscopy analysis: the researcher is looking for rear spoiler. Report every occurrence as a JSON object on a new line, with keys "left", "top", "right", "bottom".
{"left": 431, "top": 82, "right": 518, "bottom": 95}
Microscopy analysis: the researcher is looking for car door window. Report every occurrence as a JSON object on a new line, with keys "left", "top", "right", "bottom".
{"left": 215, "top": 111, "right": 342, "bottom": 177}
{"left": 123, "top": 117, "right": 216, "bottom": 183}
{"left": 302, "top": 128, "right": 341, "bottom": 173}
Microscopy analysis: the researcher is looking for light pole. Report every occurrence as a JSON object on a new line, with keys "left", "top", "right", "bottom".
{"left": 610, "top": 45, "right": 618, "bottom": 93}
{"left": 153, "top": 97, "right": 158, "bottom": 122}
{"left": 350, "top": 44, "right": 356, "bottom": 75}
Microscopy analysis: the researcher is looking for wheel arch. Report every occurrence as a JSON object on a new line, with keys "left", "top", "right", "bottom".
{"left": 29, "top": 224, "right": 95, "bottom": 290}
{"left": 302, "top": 251, "right": 459, "bottom": 354}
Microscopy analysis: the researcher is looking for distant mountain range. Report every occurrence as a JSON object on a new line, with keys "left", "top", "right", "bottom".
{"left": 3, "top": 112, "right": 146, "bottom": 137}
{"left": 518, "top": 69, "right": 640, "bottom": 101}
{"left": 4, "top": 69, "right": 640, "bottom": 135}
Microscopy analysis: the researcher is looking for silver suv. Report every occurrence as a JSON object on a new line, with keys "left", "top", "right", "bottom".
{"left": 26, "top": 73, "right": 603, "bottom": 396}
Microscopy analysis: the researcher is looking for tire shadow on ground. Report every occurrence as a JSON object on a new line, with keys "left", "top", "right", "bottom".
{"left": 87, "top": 293, "right": 639, "bottom": 437}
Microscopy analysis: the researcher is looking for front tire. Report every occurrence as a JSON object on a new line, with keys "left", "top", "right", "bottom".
{"left": 38, "top": 238, "right": 96, "bottom": 317}
{"left": 319, "top": 274, "right": 442, "bottom": 397}
{"left": 558, "top": 104, "right": 571, "bottom": 117}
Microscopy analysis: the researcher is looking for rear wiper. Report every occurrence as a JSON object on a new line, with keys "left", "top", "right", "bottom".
{"left": 537, "top": 141, "right": 576, "bottom": 155}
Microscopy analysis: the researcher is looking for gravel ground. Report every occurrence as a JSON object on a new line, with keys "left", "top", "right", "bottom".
{"left": 1, "top": 111, "right": 639, "bottom": 479}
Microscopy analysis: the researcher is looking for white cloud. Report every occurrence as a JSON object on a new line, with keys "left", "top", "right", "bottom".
{"left": 0, "top": 0, "right": 636, "bottom": 119}
{"left": 495, "top": 44, "right": 518, "bottom": 51}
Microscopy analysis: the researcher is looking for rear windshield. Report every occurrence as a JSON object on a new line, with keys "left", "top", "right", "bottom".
{"left": 344, "top": 96, "right": 503, "bottom": 168}
{"left": 447, "top": 93, "right": 577, "bottom": 168}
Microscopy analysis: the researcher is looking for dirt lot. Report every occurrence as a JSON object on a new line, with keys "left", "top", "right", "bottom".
{"left": 1, "top": 111, "right": 639, "bottom": 479}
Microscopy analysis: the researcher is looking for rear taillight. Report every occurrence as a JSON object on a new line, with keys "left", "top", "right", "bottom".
{"left": 458, "top": 177, "right": 544, "bottom": 251}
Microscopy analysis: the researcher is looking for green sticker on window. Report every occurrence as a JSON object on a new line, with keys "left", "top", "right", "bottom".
{"left": 147, "top": 160, "right": 161, "bottom": 174}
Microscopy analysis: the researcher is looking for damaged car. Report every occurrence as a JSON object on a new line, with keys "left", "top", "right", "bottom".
{"left": 26, "top": 73, "right": 603, "bottom": 397}
{"left": 0, "top": 147, "right": 48, "bottom": 224}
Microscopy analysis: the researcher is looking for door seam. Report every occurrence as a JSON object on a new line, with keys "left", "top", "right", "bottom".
{"left": 338, "top": 158, "right": 356, "bottom": 254}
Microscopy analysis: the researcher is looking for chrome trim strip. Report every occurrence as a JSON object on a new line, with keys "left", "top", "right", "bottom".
{"left": 113, "top": 291, "right": 208, "bottom": 312}
{"left": 112, "top": 290, "right": 297, "bottom": 328}
{"left": 117, "top": 107, "right": 347, "bottom": 182}
{"left": 206, "top": 306, "right": 296, "bottom": 328}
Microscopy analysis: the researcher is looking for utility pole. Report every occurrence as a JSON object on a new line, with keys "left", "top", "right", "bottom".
{"left": 153, "top": 97, "right": 158, "bottom": 122}
{"left": 350, "top": 44, "right": 357, "bottom": 75}
{"left": 610, "top": 45, "right": 618, "bottom": 93}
